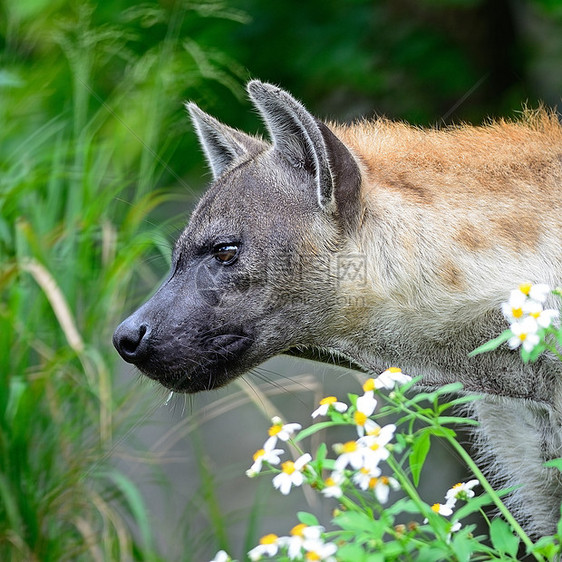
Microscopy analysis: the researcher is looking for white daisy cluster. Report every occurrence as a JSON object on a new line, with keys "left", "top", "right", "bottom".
{"left": 246, "top": 416, "right": 309, "bottom": 495}
{"left": 502, "top": 282, "right": 558, "bottom": 352}
{"left": 426, "top": 479, "right": 479, "bottom": 534}
{"left": 241, "top": 367, "right": 413, "bottom": 561}
{"left": 315, "top": 368, "right": 410, "bottom": 503}
{"left": 247, "top": 524, "right": 338, "bottom": 561}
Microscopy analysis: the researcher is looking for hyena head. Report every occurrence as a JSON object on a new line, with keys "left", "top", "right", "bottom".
{"left": 113, "top": 81, "right": 362, "bottom": 392}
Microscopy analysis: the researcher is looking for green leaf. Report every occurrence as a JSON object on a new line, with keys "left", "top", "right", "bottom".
{"left": 543, "top": 457, "right": 562, "bottom": 471}
{"left": 101, "top": 469, "right": 155, "bottom": 554}
{"left": 454, "top": 488, "right": 517, "bottom": 520}
{"left": 530, "top": 535, "right": 560, "bottom": 559}
{"left": 434, "top": 382, "right": 465, "bottom": 395}
{"left": 490, "top": 517, "right": 519, "bottom": 557}
{"left": 381, "top": 540, "right": 407, "bottom": 558}
{"left": 436, "top": 415, "right": 479, "bottom": 427}
{"left": 334, "top": 510, "right": 379, "bottom": 535}
{"left": 522, "top": 339, "right": 547, "bottom": 363}
{"left": 405, "top": 383, "right": 465, "bottom": 407}
{"left": 385, "top": 497, "right": 421, "bottom": 516}
{"left": 416, "top": 546, "right": 454, "bottom": 562}
{"left": 410, "top": 431, "right": 431, "bottom": 486}
{"left": 315, "top": 442, "right": 327, "bottom": 463}
{"left": 297, "top": 511, "right": 319, "bottom": 527}
{"left": 336, "top": 543, "right": 378, "bottom": 562}
{"left": 450, "top": 534, "right": 476, "bottom": 562}
{"left": 425, "top": 425, "right": 457, "bottom": 438}
{"left": 437, "top": 393, "right": 482, "bottom": 412}
{"left": 469, "top": 330, "right": 512, "bottom": 356}
{"left": 294, "top": 420, "right": 349, "bottom": 442}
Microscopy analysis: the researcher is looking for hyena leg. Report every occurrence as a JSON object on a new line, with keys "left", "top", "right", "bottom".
{"left": 472, "top": 397, "right": 562, "bottom": 536}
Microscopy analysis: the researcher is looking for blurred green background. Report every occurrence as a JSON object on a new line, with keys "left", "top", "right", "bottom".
{"left": 1, "top": 0, "right": 561, "bottom": 560}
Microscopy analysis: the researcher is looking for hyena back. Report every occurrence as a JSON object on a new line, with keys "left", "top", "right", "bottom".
{"left": 113, "top": 81, "right": 562, "bottom": 535}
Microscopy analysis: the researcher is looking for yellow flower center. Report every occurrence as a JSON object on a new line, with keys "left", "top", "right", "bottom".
{"left": 282, "top": 461, "right": 296, "bottom": 474}
{"left": 530, "top": 311, "right": 541, "bottom": 319}
{"left": 306, "top": 552, "right": 321, "bottom": 561}
{"left": 431, "top": 503, "right": 441, "bottom": 513}
{"left": 512, "top": 307, "right": 524, "bottom": 318}
{"left": 381, "top": 476, "right": 389, "bottom": 485}
{"left": 452, "top": 483, "right": 462, "bottom": 489}
{"left": 388, "top": 367, "right": 402, "bottom": 373}
{"left": 260, "top": 533, "right": 278, "bottom": 545}
{"left": 253, "top": 449, "right": 265, "bottom": 461}
{"left": 320, "top": 396, "right": 338, "bottom": 406}
{"left": 370, "top": 443, "right": 380, "bottom": 451}
{"left": 360, "top": 467, "right": 370, "bottom": 475}
{"left": 363, "top": 378, "right": 375, "bottom": 392}
{"left": 268, "top": 424, "right": 282, "bottom": 437}
{"left": 342, "top": 441, "right": 358, "bottom": 453}
{"left": 354, "top": 411, "right": 368, "bottom": 426}
{"left": 368, "top": 477, "right": 379, "bottom": 489}
{"left": 290, "top": 523, "right": 307, "bottom": 537}
{"left": 520, "top": 333, "right": 527, "bottom": 341}
{"left": 519, "top": 282, "right": 532, "bottom": 295}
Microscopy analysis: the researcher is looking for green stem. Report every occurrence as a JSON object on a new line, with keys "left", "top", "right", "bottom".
{"left": 385, "top": 455, "right": 450, "bottom": 544}
{"left": 394, "top": 398, "right": 543, "bottom": 559}
{"left": 445, "top": 435, "right": 542, "bottom": 561}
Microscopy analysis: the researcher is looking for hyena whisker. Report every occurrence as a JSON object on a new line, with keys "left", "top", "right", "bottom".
{"left": 249, "top": 369, "right": 312, "bottom": 407}
{"left": 237, "top": 374, "right": 272, "bottom": 414}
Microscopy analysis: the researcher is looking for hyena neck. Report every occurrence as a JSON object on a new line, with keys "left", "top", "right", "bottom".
{"left": 324, "top": 225, "right": 562, "bottom": 406}
{"left": 314, "top": 136, "right": 562, "bottom": 406}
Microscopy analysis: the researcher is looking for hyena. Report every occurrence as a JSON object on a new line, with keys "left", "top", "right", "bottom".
{"left": 113, "top": 81, "right": 562, "bottom": 536}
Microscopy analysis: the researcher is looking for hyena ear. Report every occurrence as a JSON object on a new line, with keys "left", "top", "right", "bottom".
{"left": 247, "top": 80, "right": 337, "bottom": 209}
{"left": 247, "top": 81, "right": 361, "bottom": 226}
{"left": 187, "top": 102, "right": 266, "bottom": 180}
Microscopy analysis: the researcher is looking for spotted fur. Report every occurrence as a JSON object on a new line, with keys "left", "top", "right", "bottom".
{"left": 114, "top": 82, "right": 562, "bottom": 535}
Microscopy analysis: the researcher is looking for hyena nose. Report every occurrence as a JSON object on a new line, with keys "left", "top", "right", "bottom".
{"left": 112, "top": 319, "right": 150, "bottom": 364}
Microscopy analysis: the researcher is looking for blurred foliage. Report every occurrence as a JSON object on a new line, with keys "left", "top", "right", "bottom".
{"left": 0, "top": 0, "right": 561, "bottom": 559}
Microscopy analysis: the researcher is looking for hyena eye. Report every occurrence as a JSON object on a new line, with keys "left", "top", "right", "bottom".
{"left": 213, "top": 243, "right": 239, "bottom": 265}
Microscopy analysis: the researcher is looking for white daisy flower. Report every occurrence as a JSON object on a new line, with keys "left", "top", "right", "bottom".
{"left": 502, "top": 289, "right": 527, "bottom": 322}
{"left": 302, "top": 539, "right": 338, "bottom": 562}
{"left": 209, "top": 550, "right": 230, "bottom": 562}
{"left": 508, "top": 316, "right": 540, "bottom": 352}
{"left": 450, "top": 521, "right": 462, "bottom": 533}
{"left": 527, "top": 282, "right": 551, "bottom": 303}
{"left": 525, "top": 300, "right": 559, "bottom": 329}
{"left": 445, "top": 479, "right": 479, "bottom": 503}
{"left": 353, "top": 391, "right": 378, "bottom": 436}
{"left": 359, "top": 423, "right": 396, "bottom": 469}
{"left": 369, "top": 475, "right": 400, "bottom": 504}
{"left": 311, "top": 396, "right": 348, "bottom": 418}
{"left": 272, "top": 453, "right": 312, "bottom": 495}
{"left": 373, "top": 367, "right": 412, "bottom": 390}
{"left": 286, "top": 523, "right": 323, "bottom": 560}
{"left": 248, "top": 534, "right": 281, "bottom": 560}
{"left": 352, "top": 466, "right": 381, "bottom": 491}
{"left": 246, "top": 440, "right": 284, "bottom": 477}
{"left": 430, "top": 502, "right": 454, "bottom": 517}
{"left": 321, "top": 471, "right": 346, "bottom": 499}
{"left": 333, "top": 440, "right": 369, "bottom": 472}
{"left": 264, "top": 417, "right": 302, "bottom": 448}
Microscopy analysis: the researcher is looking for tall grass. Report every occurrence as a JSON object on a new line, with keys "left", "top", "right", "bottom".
{"left": 0, "top": 1, "right": 248, "bottom": 559}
